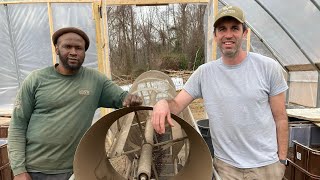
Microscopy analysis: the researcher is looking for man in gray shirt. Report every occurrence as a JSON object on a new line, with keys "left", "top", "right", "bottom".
{"left": 152, "top": 5, "right": 288, "bottom": 180}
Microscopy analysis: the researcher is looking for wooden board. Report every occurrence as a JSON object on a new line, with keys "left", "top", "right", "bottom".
{"left": 287, "top": 108, "right": 320, "bottom": 122}
{"left": 0, "top": 0, "right": 209, "bottom": 5}
{"left": 0, "top": 118, "right": 10, "bottom": 126}
{"left": 0, "top": 117, "right": 10, "bottom": 138}
{"left": 0, "top": 110, "right": 11, "bottom": 118}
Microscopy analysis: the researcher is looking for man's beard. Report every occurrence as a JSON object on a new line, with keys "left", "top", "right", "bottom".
{"left": 221, "top": 47, "right": 239, "bottom": 58}
{"left": 218, "top": 38, "right": 242, "bottom": 58}
{"left": 58, "top": 53, "right": 83, "bottom": 71}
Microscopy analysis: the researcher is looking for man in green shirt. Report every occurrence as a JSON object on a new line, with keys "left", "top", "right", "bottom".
{"left": 8, "top": 27, "right": 142, "bottom": 180}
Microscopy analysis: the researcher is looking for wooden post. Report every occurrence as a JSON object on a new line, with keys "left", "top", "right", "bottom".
{"left": 93, "top": 2, "right": 104, "bottom": 73}
{"left": 101, "top": 0, "right": 113, "bottom": 116}
{"left": 102, "top": 0, "right": 111, "bottom": 78}
{"left": 212, "top": 0, "right": 218, "bottom": 60}
{"left": 93, "top": 2, "right": 109, "bottom": 116}
{"left": 246, "top": 28, "right": 251, "bottom": 52}
{"left": 47, "top": 2, "right": 56, "bottom": 65}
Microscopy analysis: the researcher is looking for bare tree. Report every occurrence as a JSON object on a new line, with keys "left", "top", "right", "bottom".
{"left": 107, "top": 4, "right": 206, "bottom": 77}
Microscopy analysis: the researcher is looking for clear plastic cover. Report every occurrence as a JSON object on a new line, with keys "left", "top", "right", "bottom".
{"left": 223, "top": 0, "right": 313, "bottom": 66}
{"left": 51, "top": 3, "right": 98, "bottom": 68}
{"left": 0, "top": 3, "right": 98, "bottom": 111}
{"left": 288, "top": 71, "right": 318, "bottom": 107}
{"left": 221, "top": 0, "right": 320, "bottom": 107}
{"left": 261, "top": 0, "right": 320, "bottom": 64}
{"left": 0, "top": 4, "right": 18, "bottom": 110}
{"left": 0, "top": 3, "right": 52, "bottom": 110}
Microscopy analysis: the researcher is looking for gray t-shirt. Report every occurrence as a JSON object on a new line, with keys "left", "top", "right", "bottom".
{"left": 184, "top": 52, "right": 288, "bottom": 168}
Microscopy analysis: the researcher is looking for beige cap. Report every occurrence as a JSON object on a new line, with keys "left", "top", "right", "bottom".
{"left": 214, "top": 5, "right": 245, "bottom": 28}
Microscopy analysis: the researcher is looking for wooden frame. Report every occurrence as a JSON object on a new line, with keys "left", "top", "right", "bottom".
{"left": 47, "top": 2, "right": 56, "bottom": 65}
{"left": 0, "top": 0, "right": 209, "bottom": 5}
{"left": 286, "top": 64, "right": 317, "bottom": 72}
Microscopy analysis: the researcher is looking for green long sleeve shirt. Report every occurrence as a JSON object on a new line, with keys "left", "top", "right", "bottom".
{"left": 8, "top": 65, "right": 127, "bottom": 175}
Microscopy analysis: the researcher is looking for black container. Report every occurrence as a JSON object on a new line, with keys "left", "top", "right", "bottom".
{"left": 197, "top": 119, "right": 214, "bottom": 157}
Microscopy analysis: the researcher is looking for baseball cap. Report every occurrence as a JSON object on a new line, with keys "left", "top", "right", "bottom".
{"left": 213, "top": 5, "right": 245, "bottom": 28}
{"left": 52, "top": 27, "right": 90, "bottom": 51}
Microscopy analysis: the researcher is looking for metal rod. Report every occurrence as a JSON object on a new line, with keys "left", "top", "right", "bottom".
{"left": 135, "top": 111, "right": 148, "bottom": 143}
{"left": 107, "top": 136, "right": 188, "bottom": 159}
{"left": 152, "top": 161, "right": 160, "bottom": 180}
{"left": 139, "top": 173, "right": 148, "bottom": 180}
{"left": 107, "top": 147, "right": 142, "bottom": 158}
{"left": 310, "top": 0, "right": 320, "bottom": 11}
{"left": 137, "top": 112, "right": 156, "bottom": 180}
{"left": 153, "top": 136, "right": 188, "bottom": 148}
{"left": 132, "top": 121, "right": 147, "bottom": 127}
{"left": 174, "top": 158, "right": 178, "bottom": 174}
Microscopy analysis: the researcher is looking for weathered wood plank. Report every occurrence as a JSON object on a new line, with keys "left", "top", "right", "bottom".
{"left": 0, "top": 117, "right": 10, "bottom": 126}
{"left": 285, "top": 64, "right": 316, "bottom": 71}
{"left": 0, "top": 110, "right": 11, "bottom": 118}
{"left": 287, "top": 108, "right": 320, "bottom": 122}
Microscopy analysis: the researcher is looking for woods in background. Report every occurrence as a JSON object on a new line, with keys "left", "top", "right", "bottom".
{"left": 107, "top": 4, "right": 206, "bottom": 77}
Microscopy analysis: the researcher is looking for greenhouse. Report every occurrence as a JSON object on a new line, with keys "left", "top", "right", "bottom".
{"left": 0, "top": 0, "right": 319, "bottom": 180}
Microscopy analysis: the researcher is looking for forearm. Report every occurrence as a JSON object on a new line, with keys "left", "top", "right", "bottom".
{"left": 152, "top": 90, "right": 194, "bottom": 134}
{"left": 9, "top": 99, "right": 31, "bottom": 175}
{"left": 275, "top": 117, "right": 288, "bottom": 160}
{"left": 166, "top": 99, "right": 185, "bottom": 115}
{"left": 166, "top": 90, "right": 194, "bottom": 115}
{"left": 8, "top": 125, "right": 28, "bottom": 175}
{"left": 269, "top": 92, "right": 289, "bottom": 160}
{"left": 8, "top": 74, "right": 35, "bottom": 175}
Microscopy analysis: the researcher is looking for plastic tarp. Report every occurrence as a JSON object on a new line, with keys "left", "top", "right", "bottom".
{"left": 222, "top": 0, "right": 318, "bottom": 66}
{"left": 220, "top": 0, "right": 320, "bottom": 107}
{"left": 0, "top": 2, "right": 98, "bottom": 111}
{"left": 0, "top": 4, "right": 52, "bottom": 110}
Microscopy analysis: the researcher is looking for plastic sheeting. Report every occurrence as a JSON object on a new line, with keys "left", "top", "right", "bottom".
{"left": 288, "top": 71, "right": 318, "bottom": 107}
{"left": 0, "top": 4, "right": 18, "bottom": 110}
{"left": 0, "top": 3, "right": 99, "bottom": 111}
{"left": 0, "top": 4, "right": 52, "bottom": 110}
{"left": 220, "top": 0, "right": 320, "bottom": 107}
{"left": 260, "top": 0, "right": 320, "bottom": 64}
{"left": 51, "top": 3, "right": 98, "bottom": 68}
{"left": 222, "top": 0, "right": 314, "bottom": 66}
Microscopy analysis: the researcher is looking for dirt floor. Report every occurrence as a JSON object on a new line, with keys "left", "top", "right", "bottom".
{"left": 189, "top": 98, "right": 206, "bottom": 121}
